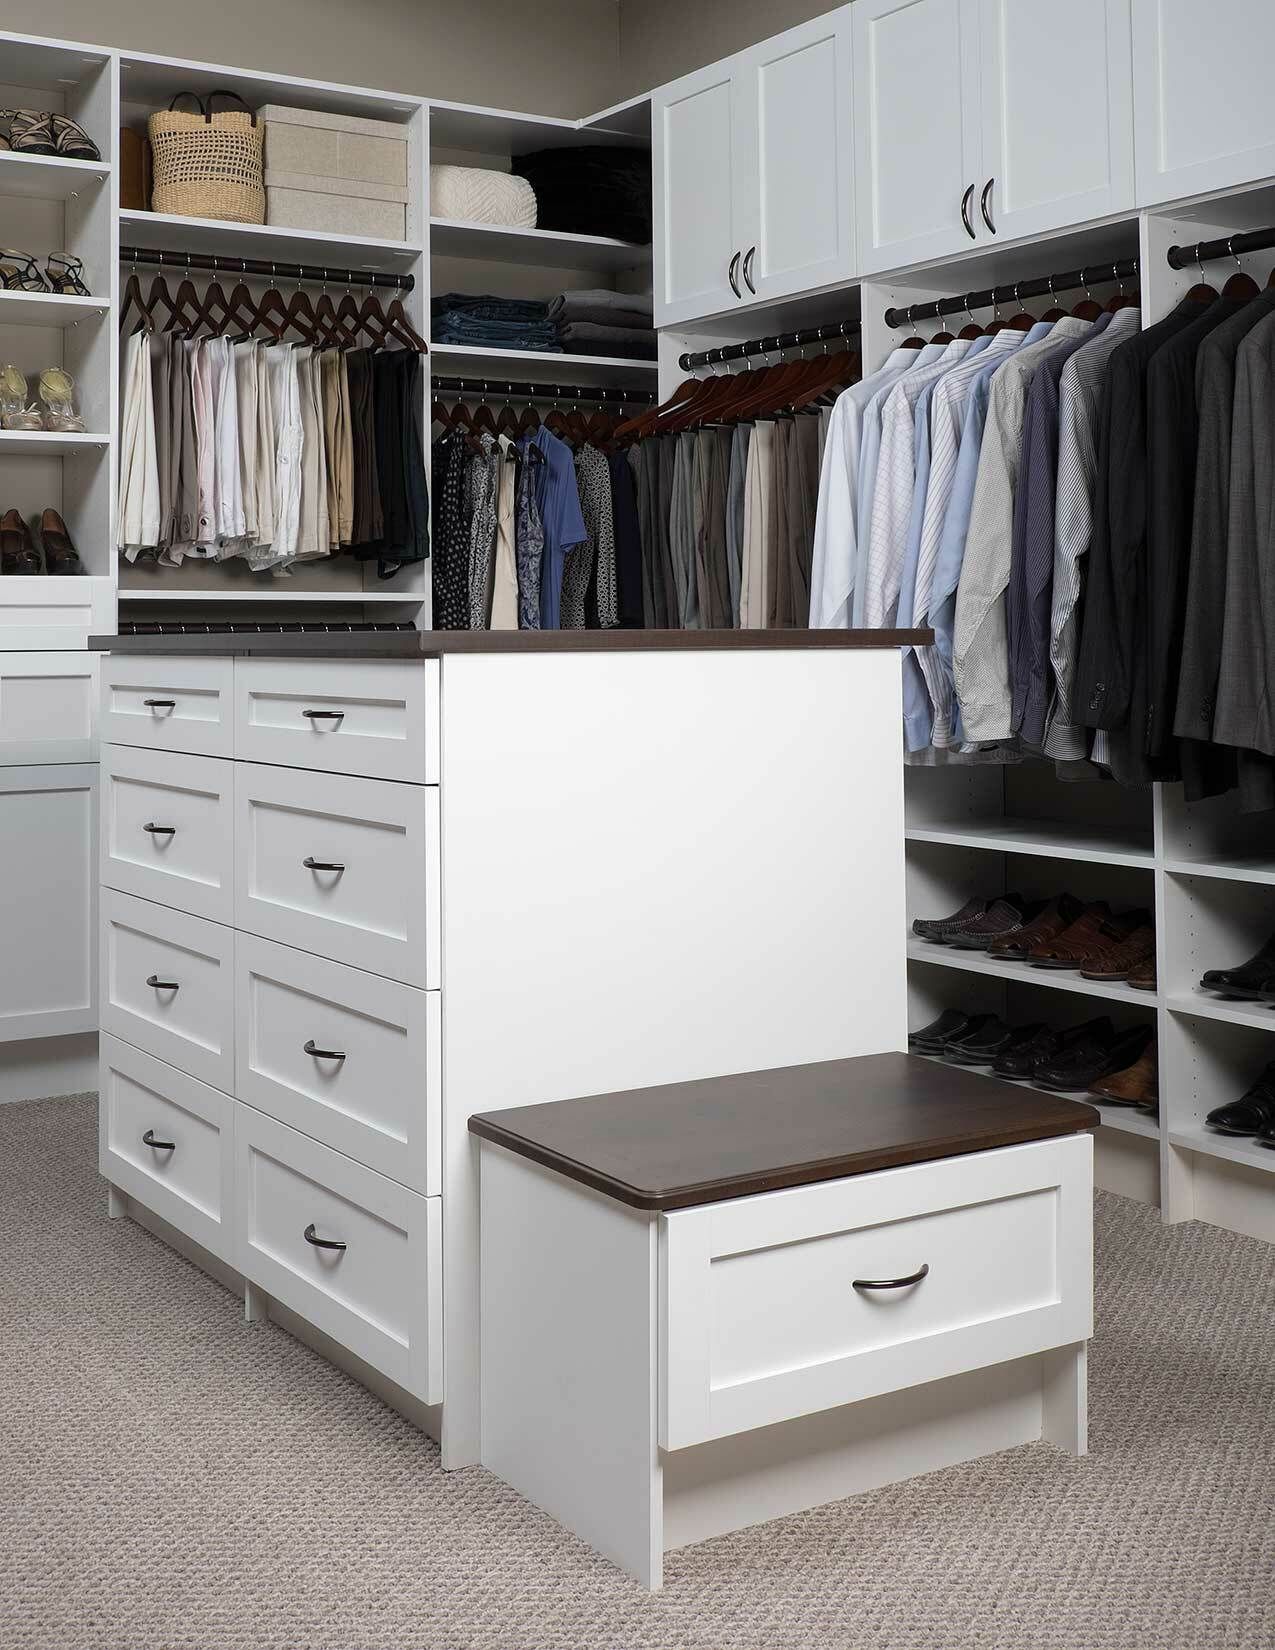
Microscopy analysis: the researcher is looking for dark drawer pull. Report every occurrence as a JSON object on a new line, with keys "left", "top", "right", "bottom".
{"left": 143, "top": 822, "right": 176, "bottom": 836}
{"left": 143, "top": 698, "right": 176, "bottom": 710}
{"left": 304, "top": 1223, "right": 347, "bottom": 1253}
{"left": 304, "top": 1039, "right": 346, "bottom": 1062}
{"left": 146, "top": 975, "right": 179, "bottom": 991}
{"left": 142, "top": 1128, "right": 175, "bottom": 1151}
{"left": 303, "top": 856, "right": 345, "bottom": 873}
{"left": 853, "top": 1263, "right": 929, "bottom": 1292}
{"left": 303, "top": 709, "right": 345, "bottom": 723}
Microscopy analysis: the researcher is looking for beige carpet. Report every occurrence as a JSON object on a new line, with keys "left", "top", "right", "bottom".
{"left": 2, "top": 1094, "right": 1273, "bottom": 1650}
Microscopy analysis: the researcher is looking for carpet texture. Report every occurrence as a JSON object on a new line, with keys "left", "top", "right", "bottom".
{"left": 2, "top": 1093, "right": 1273, "bottom": 1650}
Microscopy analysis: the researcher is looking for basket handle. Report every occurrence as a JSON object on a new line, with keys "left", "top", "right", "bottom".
{"left": 205, "top": 89, "right": 258, "bottom": 126}
{"left": 166, "top": 91, "right": 208, "bottom": 116}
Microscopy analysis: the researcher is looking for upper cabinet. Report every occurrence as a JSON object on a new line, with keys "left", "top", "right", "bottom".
{"left": 1133, "top": 0, "right": 1275, "bottom": 207}
{"left": 653, "top": 8, "right": 855, "bottom": 328}
{"left": 854, "top": 0, "right": 1135, "bottom": 275}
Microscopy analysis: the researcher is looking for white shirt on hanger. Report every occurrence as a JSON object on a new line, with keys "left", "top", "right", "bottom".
{"left": 117, "top": 329, "right": 160, "bottom": 557}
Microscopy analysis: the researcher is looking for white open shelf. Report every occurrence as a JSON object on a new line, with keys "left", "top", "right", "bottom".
{"left": 1164, "top": 854, "right": 1275, "bottom": 886}
{"left": 0, "top": 152, "right": 111, "bottom": 201}
{"left": 0, "top": 430, "right": 108, "bottom": 455}
{"left": 915, "top": 1052, "right": 1156, "bottom": 1138}
{"left": 431, "top": 342, "right": 657, "bottom": 383}
{"left": 907, "top": 938, "right": 1154, "bottom": 1007}
{"left": 119, "top": 209, "right": 420, "bottom": 269}
{"left": 1166, "top": 992, "right": 1275, "bottom": 1031}
{"left": 430, "top": 217, "right": 650, "bottom": 272}
{"left": 0, "top": 291, "right": 109, "bottom": 328}
{"left": 905, "top": 816, "right": 1155, "bottom": 868}
{"left": 1168, "top": 1125, "right": 1275, "bottom": 1174}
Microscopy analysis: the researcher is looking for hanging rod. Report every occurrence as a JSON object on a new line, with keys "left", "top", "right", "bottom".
{"left": 882, "top": 257, "right": 1140, "bottom": 329}
{"left": 1166, "top": 225, "right": 1275, "bottom": 269}
{"left": 678, "top": 318, "right": 859, "bottom": 373}
{"left": 432, "top": 375, "right": 656, "bottom": 406}
{"left": 118, "top": 245, "right": 414, "bottom": 292}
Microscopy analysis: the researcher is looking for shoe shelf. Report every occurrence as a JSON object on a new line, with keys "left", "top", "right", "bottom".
{"left": 1167, "top": 1124, "right": 1275, "bottom": 1175}
{"left": 0, "top": 431, "right": 109, "bottom": 456}
{"left": 1166, "top": 992, "right": 1275, "bottom": 1032}
{"left": 906, "top": 938, "right": 1154, "bottom": 1007}
{"left": 1163, "top": 854, "right": 1275, "bottom": 886}
{"left": 915, "top": 1052, "right": 1159, "bottom": 1139}
{"left": 0, "top": 292, "right": 109, "bottom": 329}
{"left": 430, "top": 218, "right": 650, "bottom": 273}
{"left": 0, "top": 152, "right": 111, "bottom": 202}
{"left": 905, "top": 816, "right": 1155, "bottom": 868}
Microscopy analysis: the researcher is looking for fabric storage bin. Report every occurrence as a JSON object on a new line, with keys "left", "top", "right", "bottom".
{"left": 264, "top": 171, "right": 407, "bottom": 239}
{"left": 258, "top": 104, "right": 409, "bottom": 237}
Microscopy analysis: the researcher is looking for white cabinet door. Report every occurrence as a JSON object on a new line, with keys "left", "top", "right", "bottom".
{"left": 1133, "top": 0, "right": 1275, "bottom": 206}
{"left": 653, "top": 59, "right": 742, "bottom": 327}
{"left": 854, "top": 0, "right": 983, "bottom": 275}
{"left": 979, "top": 0, "right": 1134, "bottom": 244}
{"left": 733, "top": 9, "right": 856, "bottom": 306}
{"left": 0, "top": 652, "right": 97, "bottom": 764}
{"left": 0, "top": 763, "right": 96, "bottom": 1042}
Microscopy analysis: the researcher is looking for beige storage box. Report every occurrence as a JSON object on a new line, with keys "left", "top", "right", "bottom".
{"left": 258, "top": 104, "right": 409, "bottom": 237}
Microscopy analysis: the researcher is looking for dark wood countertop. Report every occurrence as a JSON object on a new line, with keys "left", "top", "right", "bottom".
{"left": 468, "top": 1053, "right": 1099, "bottom": 1211}
{"left": 90, "top": 628, "right": 932, "bottom": 658}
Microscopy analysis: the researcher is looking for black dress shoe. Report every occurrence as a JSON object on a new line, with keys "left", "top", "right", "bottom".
{"left": 931, "top": 1012, "right": 998, "bottom": 1056}
{"left": 1200, "top": 935, "right": 1275, "bottom": 1001}
{"left": 946, "top": 1019, "right": 1045, "bottom": 1067}
{"left": 1034, "top": 1023, "right": 1151, "bottom": 1094}
{"left": 909, "top": 1008, "right": 975, "bottom": 1051}
{"left": 944, "top": 895, "right": 1043, "bottom": 951}
{"left": 992, "top": 1017, "right": 1110, "bottom": 1080}
{"left": 912, "top": 897, "right": 988, "bottom": 943}
{"left": 1206, "top": 1063, "right": 1275, "bottom": 1136}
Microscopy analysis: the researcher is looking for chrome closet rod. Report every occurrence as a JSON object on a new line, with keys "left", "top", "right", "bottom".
{"left": 432, "top": 376, "right": 656, "bottom": 406}
{"left": 678, "top": 318, "right": 859, "bottom": 373}
{"left": 118, "top": 245, "right": 414, "bottom": 292}
{"left": 881, "top": 257, "right": 1140, "bottom": 329}
{"left": 1166, "top": 226, "right": 1275, "bottom": 269}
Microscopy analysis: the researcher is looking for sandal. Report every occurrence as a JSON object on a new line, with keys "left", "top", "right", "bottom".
{"left": 0, "top": 510, "right": 42, "bottom": 575}
{"left": 0, "top": 250, "right": 47, "bottom": 292}
{"left": 44, "top": 253, "right": 90, "bottom": 297}
{"left": 37, "top": 367, "right": 84, "bottom": 432}
{"left": 50, "top": 115, "right": 100, "bottom": 163}
{"left": 0, "top": 364, "right": 41, "bottom": 430}
{"left": 3, "top": 110, "right": 57, "bottom": 157}
{"left": 38, "top": 508, "right": 83, "bottom": 575}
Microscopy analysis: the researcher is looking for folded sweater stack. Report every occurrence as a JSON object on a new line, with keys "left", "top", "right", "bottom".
{"left": 511, "top": 146, "right": 652, "bottom": 245}
{"left": 431, "top": 293, "right": 561, "bottom": 353}
{"left": 548, "top": 288, "right": 656, "bottom": 360}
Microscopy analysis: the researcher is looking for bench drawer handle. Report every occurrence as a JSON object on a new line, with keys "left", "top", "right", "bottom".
{"left": 853, "top": 1263, "right": 929, "bottom": 1292}
{"left": 304, "top": 1223, "right": 347, "bottom": 1253}
{"left": 143, "top": 822, "right": 176, "bottom": 836}
{"left": 304, "top": 1039, "right": 346, "bottom": 1062}
{"left": 303, "top": 709, "right": 345, "bottom": 723}
{"left": 142, "top": 1128, "right": 175, "bottom": 1151}
{"left": 303, "top": 856, "right": 345, "bottom": 873}
{"left": 144, "top": 698, "right": 176, "bottom": 710}
{"left": 146, "top": 975, "right": 179, "bottom": 991}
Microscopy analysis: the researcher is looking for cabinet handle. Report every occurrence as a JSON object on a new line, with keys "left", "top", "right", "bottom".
{"left": 304, "top": 1223, "right": 347, "bottom": 1253}
{"left": 303, "top": 856, "right": 345, "bottom": 873}
{"left": 143, "top": 698, "right": 176, "bottom": 710}
{"left": 304, "top": 1039, "right": 347, "bottom": 1063}
{"left": 728, "top": 250, "right": 742, "bottom": 300}
{"left": 853, "top": 1263, "right": 929, "bottom": 1292}
{"left": 146, "top": 975, "right": 179, "bottom": 992}
{"left": 143, "top": 822, "right": 176, "bottom": 836}
{"left": 960, "top": 183, "right": 976, "bottom": 240}
{"left": 302, "top": 709, "right": 345, "bottom": 724}
{"left": 742, "top": 245, "right": 756, "bottom": 295}
{"left": 980, "top": 178, "right": 996, "bottom": 235}
{"left": 142, "top": 1128, "right": 175, "bottom": 1151}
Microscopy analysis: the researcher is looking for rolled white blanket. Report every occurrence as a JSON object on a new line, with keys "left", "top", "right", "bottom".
{"left": 430, "top": 164, "right": 537, "bottom": 229}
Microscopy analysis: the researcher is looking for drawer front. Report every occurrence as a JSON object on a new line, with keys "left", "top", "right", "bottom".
{"left": 661, "top": 1135, "right": 1093, "bottom": 1450}
{"left": 235, "top": 763, "right": 439, "bottom": 988}
{"left": 236, "top": 933, "right": 440, "bottom": 1193}
{"left": 102, "top": 746, "right": 235, "bottom": 924}
{"left": 102, "top": 655, "right": 234, "bottom": 758}
{"left": 99, "top": 1033, "right": 235, "bottom": 1264}
{"left": 0, "top": 652, "right": 97, "bottom": 764}
{"left": 100, "top": 889, "right": 234, "bottom": 1092}
{"left": 235, "top": 658, "right": 439, "bottom": 784}
{"left": 235, "top": 1107, "right": 441, "bottom": 1402}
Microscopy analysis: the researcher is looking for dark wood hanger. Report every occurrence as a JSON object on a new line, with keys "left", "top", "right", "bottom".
{"left": 517, "top": 403, "right": 541, "bottom": 434}
{"left": 1070, "top": 277, "right": 1104, "bottom": 322}
{"left": 495, "top": 394, "right": 522, "bottom": 438}
{"left": 119, "top": 269, "right": 154, "bottom": 335}
{"left": 1221, "top": 241, "right": 1260, "bottom": 301}
{"left": 145, "top": 273, "right": 200, "bottom": 334}
{"left": 1039, "top": 278, "right": 1068, "bottom": 324}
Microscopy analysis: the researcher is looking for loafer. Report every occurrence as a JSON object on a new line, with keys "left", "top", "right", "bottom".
{"left": 1127, "top": 958, "right": 1157, "bottom": 991}
{"left": 0, "top": 507, "right": 40, "bottom": 574}
{"left": 1080, "top": 920, "right": 1156, "bottom": 982}
{"left": 1206, "top": 1063, "right": 1275, "bottom": 1136}
{"left": 912, "top": 897, "right": 988, "bottom": 944}
{"left": 909, "top": 1008, "right": 974, "bottom": 1052}
{"left": 992, "top": 1017, "right": 1111, "bottom": 1081}
{"left": 987, "top": 892, "right": 1085, "bottom": 961}
{"left": 1032, "top": 1019, "right": 1133, "bottom": 1092}
{"left": 1027, "top": 902, "right": 1114, "bottom": 968}
{"left": 1089, "top": 1041, "right": 1157, "bottom": 1106}
{"left": 947, "top": 1019, "right": 1046, "bottom": 1067}
{"left": 930, "top": 1011, "right": 999, "bottom": 1055}
{"left": 1200, "top": 934, "right": 1275, "bottom": 1001}
{"left": 943, "top": 894, "right": 1039, "bottom": 951}
{"left": 1031, "top": 907, "right": 1146, "bottom": 972}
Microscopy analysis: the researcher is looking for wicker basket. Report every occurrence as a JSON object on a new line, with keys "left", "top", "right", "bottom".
{"left": 148, "top": 90, "right": 265, "bottom": 224}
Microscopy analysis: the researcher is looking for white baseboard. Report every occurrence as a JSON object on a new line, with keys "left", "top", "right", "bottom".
{"left": 0, "top": 1032, "right": 97, "bottom": 1103}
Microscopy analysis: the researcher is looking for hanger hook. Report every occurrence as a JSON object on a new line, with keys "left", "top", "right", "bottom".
{"left": 1112, "top": 261, "right": 1123, "bottom": 297}
{"left": 1046, "top": 274, "right": 1058, "bottom": 309}
{"left": 1228, "top": 235, "right": 1243, "bottom": 273}
{"left": 1196, "top": 244, "right": 1207, "bottom": 286}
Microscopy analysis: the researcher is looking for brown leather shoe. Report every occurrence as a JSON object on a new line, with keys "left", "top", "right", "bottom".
{"left": 0, "top": 507, "right": 40, "bottom": 574}
{"left": 38, "top": 508, "right": 82, "bottom": 575}
{"left": 1028, "top": 901, "right": 1116, "bottom": 968}
{"left": 1080, "top": 921, "right": 1156, "bottom": 982}
{"left": 987, "top": 892, "right": 1085, "bottom": 960}
{"left": 1127, "top": 957, "right": 1157, "bottom": 991}
{"left": 1089, "top": 1042, "right": 1158, "bottom": 1107}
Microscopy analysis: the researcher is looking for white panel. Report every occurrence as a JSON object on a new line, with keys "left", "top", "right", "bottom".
{"left": 235, "top": 931, "right": 440, "bottom": 1194}
{"left": 101, "top": 745, "right": 235, "bottom": 924}
{"left": 0, "top": 652, "right": 96, "bottom": 763}
{"left": 99, "top": 1033, "right": 235, "bottom": 1264}
{"left": 235, "top": 1105, "right": 441, "bottom": 1403}
{"left": 100, "top": 888, "right": 234, "bottom": 1091}
{"left": 101, "top": 654, "right": 234, "bottom": 759}
{"left": 653, "top": 63, "right": 738, "bottom": 327}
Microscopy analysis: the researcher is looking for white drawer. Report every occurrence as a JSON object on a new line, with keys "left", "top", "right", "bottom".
{"left": 101, "top": 746, "right": 235, "bottom": 924}
{"left": 235, "top": 1106, "right": 441, "bottom": 1403}
{"left": 236, "top": 933, "right": 440, "bottom": 1194}
{"left": 235, "top": 658, "right": 439, "bottom": 784}
{"left": 99, "top": 1034, "right": 235, "bottom": 1265}
{"left": 660, "top": 1135, "right": 1093, "bottom": 1450}
{"left": 0, "top": 652, "right": 97, "bottom": 764}
{"left": 100, "top": 889, "right": 234, "bottom": 1092}
{"left": 101, "top": 655, "right": 234, "bottom": 758}
{"left": 234, "top": 763, "right": 439, "bottom": 988}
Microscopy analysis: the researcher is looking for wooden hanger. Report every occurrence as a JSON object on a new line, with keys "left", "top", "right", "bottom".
{"left": 1104, "top": 264, "right": 1140, "bottom": 313}
{"left": 957, "top": 295, "right": 986, "bottom": 340}
{"left": 1220, "top": 238, "right": 1260, "bottom": 301}
{"left": 119, "top": 267, "right": 154, "bottom": 335}
{"left": 495, "top": 388, "right": 522, "bottom": 438}
{"left": 1183, "top": 245, "right": 1220, "bottom": 305}
{"left": 1039, "top": 276, "right": 1069, "bottom": 324}
{"left": 1005, "top": 283, "right": 1036, "bottom": 332}
{"left": 1070, "top": 273, "right": 1104, "bottom": 323}
{"left": 898, "top": 305, "right": 927, "bottom": 350}
{"left": 145, "top": 272, "right": 200, "bottom": 335}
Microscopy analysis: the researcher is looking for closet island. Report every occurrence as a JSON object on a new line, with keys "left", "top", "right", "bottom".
{"left": 90, "top": 627, "right": 922, "bottom": 1467}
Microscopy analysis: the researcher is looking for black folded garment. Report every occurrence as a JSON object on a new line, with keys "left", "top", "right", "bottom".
{"left": 511, "top": 146, "right": 652, "bottom": 244}
{"left": 557, "top": 319, "right": 656, "bottom": 360}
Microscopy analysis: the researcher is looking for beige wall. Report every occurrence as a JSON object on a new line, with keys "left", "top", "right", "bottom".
{"left": 2, "top": 0, "right": 622, "bottom": 118}
{"left": 616, "top": 0, "right": 832, "bottom": 94}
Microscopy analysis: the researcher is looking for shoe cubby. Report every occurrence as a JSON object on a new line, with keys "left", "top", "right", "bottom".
{"left": 1161, "top": 871, "right": 1275, "bottom": 1018}
{"left": 1160, "top": 783, "right": 1275, "bottom": 884}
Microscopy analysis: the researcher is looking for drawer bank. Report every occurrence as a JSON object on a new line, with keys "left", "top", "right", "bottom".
{"left": 472, "top": 1053, "right": 1097, "bottom": 1589}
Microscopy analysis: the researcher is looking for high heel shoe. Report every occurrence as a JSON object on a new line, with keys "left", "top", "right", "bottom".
{"left": 0, "top": 364, "right": 40, "bottom": 431}
{"left": 0, "top": 510, "right": 42, "bottom": 575}
{"left": 37, "top": 368, "right": 84, "bottom": 433}
{"left": 43, "top": 253, "right": 90, "bottom": 297}
{"left": 38, "top": 508, "right": 83, "bottom": 575}
{"left": 0, "top": 250, "right": 48, "bottom": 292}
